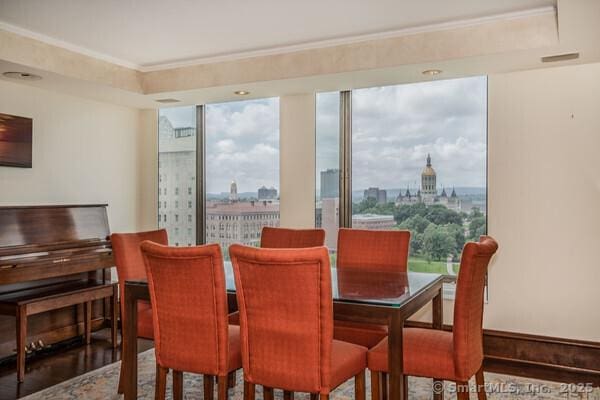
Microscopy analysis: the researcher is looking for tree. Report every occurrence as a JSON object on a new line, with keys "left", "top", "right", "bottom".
{"left": 423, "top": 224, "right": 456, "bottom": 261}
{"left": 398, "top": 214, "right": 430, "bottom": 234}
{"left": 469, "top": 207, "right": 484, "bottom": 219}
{"left": 424, "top": 204, "right": 463, "bottom": 226}
{"left": 468, "top": 216, "right": 486, "bottom": 240}
{"left": 445, "top": 223, "right": 466, "bottom": 257}
{"left": 353, "top": 197, "right": 377, "bottom": 214}
{"left": 394, "top": 202, "right": 427, "bottom": 224}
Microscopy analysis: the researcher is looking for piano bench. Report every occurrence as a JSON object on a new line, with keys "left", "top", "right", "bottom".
{"left": 0, "top": 280, "right": 119, "bottom": 382}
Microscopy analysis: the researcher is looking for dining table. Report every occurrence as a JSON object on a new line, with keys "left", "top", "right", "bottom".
{"left": 120, "top": 262, "right": 445, "bottom": 400}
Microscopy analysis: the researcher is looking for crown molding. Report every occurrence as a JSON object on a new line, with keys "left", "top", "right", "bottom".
{"left": 0, "top": 21, "right": 141, "bottom": 70}
{"left": 0, "top": 6, "right": 555, "bottom": 73}
{"left": 139, "top": 6, "right": 556, "bottom": 72}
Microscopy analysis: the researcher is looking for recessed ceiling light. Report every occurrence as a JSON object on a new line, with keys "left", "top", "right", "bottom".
{"left": 2, "top": 71, "right": 42, "bottom": 81}
{"left": 155, "top": 98, "right": 181, "bottom": 104}
{"left": 234, "top": 90, "right": 250, "bottom": 95}
{"left": 422, "top": 69, "right": 442, "bottom": 76}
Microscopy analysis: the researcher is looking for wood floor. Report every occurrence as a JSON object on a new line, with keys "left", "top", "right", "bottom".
{"left": 0, "top": 329, "right": 153, "bottom": 400}
{"left": 0, "top": 329, "right": 596, "bottom": 400}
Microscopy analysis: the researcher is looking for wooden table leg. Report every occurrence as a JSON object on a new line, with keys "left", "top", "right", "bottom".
{"left": 16, "top": 305, "right": 27, "bottom": 383}
{"left": 432, "top": 288, "right": 444, "bottom": 400}
{"left": 388, "top": 311, "right": 405, "bottom": 400}
{"left": 123, "top": 285, "right": 138, "bottom": 400}
{"left": 84, "top": 301, "right": 92, "bottom": 345}
{"left": 111, "top": 285, "right": 118, "bottom": 349}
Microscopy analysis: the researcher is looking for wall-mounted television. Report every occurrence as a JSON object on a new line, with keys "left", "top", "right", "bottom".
{"left": 0, "top": 113, "right": 32, "bottom": 168}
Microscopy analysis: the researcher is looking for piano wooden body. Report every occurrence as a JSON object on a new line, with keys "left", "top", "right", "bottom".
{"left": 0, "top": 204, "right": 114, "bottom": 360}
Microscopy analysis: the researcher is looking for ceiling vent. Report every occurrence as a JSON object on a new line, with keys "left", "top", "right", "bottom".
{"left": 155, "top": 98, "right": 181, "bottom": 104}
{"left": 2, "top": 71, "right": 42, "bottom": 81}
{"left": 541, "top": 53, "right": 579, "bottom": 63}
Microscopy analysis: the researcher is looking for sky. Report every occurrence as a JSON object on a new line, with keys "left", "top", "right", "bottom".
{"left": 159, "top": 98, "right": 280, "bottom": 194}
{"left": 160, "top": 75, "right": 487, "bottom": 196}
{"left": 317, "top": 76, "right": 487, "bottom": 191}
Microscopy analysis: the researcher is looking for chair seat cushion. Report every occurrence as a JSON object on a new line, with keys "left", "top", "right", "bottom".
{"left": 228, "top": 325, "right": 243, "bottom": 371}
{"left": 329, "top": 339, "right": 368, "bottom": 390}
{"left": 334, "top": 320, "right": 388, "bottom": 348}
{"left": 367, "top": 328, "right": 455, "bottom": 380}
{"left": 137, "top": 300, "right": 154, "bottom": 339}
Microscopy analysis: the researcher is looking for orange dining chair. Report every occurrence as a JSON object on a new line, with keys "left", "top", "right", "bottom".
{"left": 260, "top": 226, "right": 326, "bottom": 248}
{"left": 367, "top": 236, "right": 499, "bottom": 400}
{"left": 141, "top": 241, "right": 242, "bottom": 400}
{"left": 111, "top": 229, "right": 168, "bottom": 394}
{"left": 229, "top": 244, "right": 367, "bottom": 400}
{"left": 228, "top": 226, "right": 326, "bottom": 328}
{"left": 334, "top": 228, "right": 411, "bottom": 349}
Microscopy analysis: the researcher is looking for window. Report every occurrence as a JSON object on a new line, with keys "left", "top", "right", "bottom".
{"left": 316, "top": 77, "right": 487, "bottom": 276}
{"left": 315, "top": 92, "right": 340, "bottom": 257}
{"left": 158, "top": 106, "right": 196, "bottom": 246}
{"left": 205, "top": 98, "right": 280, "bottom": 259}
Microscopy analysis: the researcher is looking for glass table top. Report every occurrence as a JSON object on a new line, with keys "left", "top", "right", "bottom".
{"left": 127, "top": 261, "right": 442, "bottom": 308}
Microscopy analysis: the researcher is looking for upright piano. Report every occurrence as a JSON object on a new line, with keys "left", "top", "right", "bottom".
{"left": 0, "top": 204, "right": 115, "bottom": 365}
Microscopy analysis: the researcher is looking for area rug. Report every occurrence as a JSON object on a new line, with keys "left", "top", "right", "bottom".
{"left": 22, "top": 349, "right": 599, "bottom": 400}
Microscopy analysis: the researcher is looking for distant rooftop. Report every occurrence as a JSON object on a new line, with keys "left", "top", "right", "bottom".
{"left": 352, "top": 213, "right": 394, "bottom": 221}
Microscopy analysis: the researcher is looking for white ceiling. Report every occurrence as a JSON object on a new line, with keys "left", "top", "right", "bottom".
{"left": 0, "top": 0, "right": 555, "bottom": 69}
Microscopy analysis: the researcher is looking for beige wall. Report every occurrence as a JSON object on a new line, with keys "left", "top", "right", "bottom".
{"left": 486, "top": 62, "right": 600, "bottom": 341}
{"left": 0, "top": 79, "right": 151, "bottom": 232}
{"left": 279, "top": 94, "right": 316, "bottom": 228}
{"left": 276, "top": 62, "right": 600, "bottom": 342}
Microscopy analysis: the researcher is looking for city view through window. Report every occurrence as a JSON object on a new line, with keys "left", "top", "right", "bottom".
{"left": 316, "top": 77, "right": 487, "bottom": 275}
{"left": 205, "top": 98, "right": 280, "bottom": 259}
{"left": 158, "top": 98, "right": 280, "bottom": 258}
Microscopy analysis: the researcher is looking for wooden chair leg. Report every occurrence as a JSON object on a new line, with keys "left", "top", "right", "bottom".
{"left": 381, "top": 373, "right": 388, "bottom": 400}
{"left": 244, "top": 381, "right": 256, "bottom": 400}
{"left": 117, "top": 362, "right": 125, "bottom": 394}
{"left": 155, "top": 364, "right": 168, "bottom": 400}
{"left": 204, "top": 374, "right": 215, "bottom": 400}
{"left": 354, "top": 370, "right": 365, "bottom": 400}
{"left": 456, "top": 381, "right": 470, "bottom": 400}
{"left": 403, "top": 375, "right": 408, "bottom": 399}
{"left": 283, "top": 391, "right": 294, "bottom": 400}
{"left": 371, "top": 371, "right": 381, "bottom": 400}
{"left": 173, "top": 370, "right": 183, "bottom": 400}
{"left": 111, "top": 285, "right": 118, "bottom": 349}
{"left": 263, "top": 386, "right": 274, "bottom": 400}
{"left": 309, "top": 394, "right": 318, "bottom": 400}
{"left": 84, "top": 301, "right": 92, "bottom": 345}
{"left": 228, "top": 371, "right": 237, "bottom": 388}
{"left": 475, "top": 367, "right": 487, "bottom": 400}
{"left": 319, "top": 395, "right": 329, "bottom": 400}
{"left": 433, "top": 379, "right": 444, "bottom": 400}
{"left": 218, "top": 375, "right": 228, "bottom": 400}
{"left": 16, "top": 305, "right": 27, "bottom": 383}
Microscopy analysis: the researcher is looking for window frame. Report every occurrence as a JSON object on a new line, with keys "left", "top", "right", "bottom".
{"left": 316, "top": 78, "right": 489, "bottom": 298}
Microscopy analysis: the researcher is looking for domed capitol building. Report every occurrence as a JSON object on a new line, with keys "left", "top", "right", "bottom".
{"left": 395, "top": 154, "right": 461, "bottom": 211}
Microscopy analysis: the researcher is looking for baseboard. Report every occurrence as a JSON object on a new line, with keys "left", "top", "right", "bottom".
{"left": 405, "top": 321, "right": 600, "bottom": 385}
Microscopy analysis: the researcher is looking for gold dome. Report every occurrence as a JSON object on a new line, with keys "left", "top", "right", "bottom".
{"left": 422, "top": 166, "right": 436, "bottom": 176}
{"left": 421, "top": 153, "right": 436, "bottom": 176}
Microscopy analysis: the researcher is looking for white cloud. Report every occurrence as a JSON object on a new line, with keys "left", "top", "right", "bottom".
{"left": 318, "top": 76, "right": 487, "bottom": 190}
